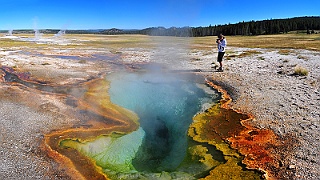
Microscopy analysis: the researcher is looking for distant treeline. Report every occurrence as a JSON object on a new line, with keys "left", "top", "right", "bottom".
{"left": 2, "top": 16, "right": 319, "bottom": 37}
{"left": 74, "top": 16, "right": 320, "bottom": 36}
{"left": 96, "top": 16, "right": 320, "bottom": 37}
{"left": 191, "top": 16, "right": 320, "bottom": 36}
{"left": 140, "top": 16, "right": 320, "bottom": 37}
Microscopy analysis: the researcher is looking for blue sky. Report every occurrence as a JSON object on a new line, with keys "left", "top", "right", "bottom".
{"left": 1, "top": 0, "right": 319, "bottom": 30}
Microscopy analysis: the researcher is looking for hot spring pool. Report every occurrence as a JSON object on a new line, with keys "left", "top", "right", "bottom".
{"left": 59, "top": 67, "right": 268, "bottom": 179}
{"left": 2, "top": 57, "right": 266, "bottom": 179}
{"left": 106, "top": 71, "right": 218, "bottom": 172}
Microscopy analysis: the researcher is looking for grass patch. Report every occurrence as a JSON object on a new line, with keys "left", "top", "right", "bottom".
{"left": 192, "top": 34, "right": 320, "bottom": 51}
{"left": 278, "top": 49, "right": 292, "bottom": 55}
{"left": 294, "top": 66, "right": 309, "bottom": 76}
{"left": 226, "top": 50, "right": 236, "bottom": 55}
{"left": 190, "top": 57, "right": 201, "bottom": 62}
{"left": 0, "top": 38, "right": 46, "bottom": 48}
{"left": 202, "top": 51, "right": 212, "bottom": 56}
{"left": 310, "top": 80, "right": 317, "bottom": 87}
{"left": 226, "top": 50, "right": 262, "bottom": 59}
{"left": 2, "top": 33, "right": 319, "bottom": 55}
{"left": 239, "top": 50, "right": 262, "bottom": 57}
{"left": 110, "top": 49, "right": 123, "bottom": 54}
{"left": 0, "top": 34, "right": 155, "bottom": 49}
{"left": 78, "top": 60, "right": 87, "bottom": 64}
{"left": 69, "top": 34, "right": 154, "bottom": 49}
{"left": 297, "top": 55, "right": 308, "bottom": 61}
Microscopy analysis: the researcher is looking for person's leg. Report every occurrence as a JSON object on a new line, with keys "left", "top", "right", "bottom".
{"left": 217, "top": 52, "right": 225, "bottom": 70}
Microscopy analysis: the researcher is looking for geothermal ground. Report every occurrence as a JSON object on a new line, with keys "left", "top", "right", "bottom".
{"left": 0, "top": 34, "right": 319, "bottom": 179}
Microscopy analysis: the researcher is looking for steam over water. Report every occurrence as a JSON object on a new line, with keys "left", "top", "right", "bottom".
{"left": 107, "top": 70, "right": 217, "bottom": 172}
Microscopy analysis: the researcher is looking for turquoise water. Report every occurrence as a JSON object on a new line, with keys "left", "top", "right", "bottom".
{"left": 107, "top": 70, "right": 217, "bottom": 172}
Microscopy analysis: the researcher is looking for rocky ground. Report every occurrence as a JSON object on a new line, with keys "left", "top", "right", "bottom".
{"left": 124, "top": 45, "right": 320, "bottom": 179}
{"left": 0, "top": 46, "right": 109, "bottom": 179}
{"left": 0, "top": 37, "right": 319, "bottom": 179}
{"left": 188, "top": 47, "right": 320, "bottom": 179}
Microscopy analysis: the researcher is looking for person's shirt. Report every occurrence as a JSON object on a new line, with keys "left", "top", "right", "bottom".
{"left": 217, "top": 38, "right": 227, "bottom": 52}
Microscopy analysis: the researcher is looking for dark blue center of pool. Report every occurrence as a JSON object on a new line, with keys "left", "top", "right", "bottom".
{"left": 107, "top": 70, "right": 216, "bottom": 172}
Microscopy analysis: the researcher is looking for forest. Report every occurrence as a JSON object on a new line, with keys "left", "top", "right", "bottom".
{"left": 139, "top": 16, "right": 320, "bottom": 37}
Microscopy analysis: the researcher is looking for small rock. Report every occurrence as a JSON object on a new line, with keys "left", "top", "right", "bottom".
{"left": 289, "top": 165, "right": 296, "bottom": 169}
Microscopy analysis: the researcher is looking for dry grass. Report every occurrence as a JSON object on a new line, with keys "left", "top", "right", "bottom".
{"left": 294, "top": 66, "right": 309, "bottom": 76}
{"left": 278, "top": 49, "right": 293, "bottom": 55}
{"left": 225, "top": 50, "right": 261, "bottom": 60}
{"left": 228, "top": 34, "right": 320, "bottom": 51}
{"left": 65, "top": 34, "right": 155, "bottom": 49}
{"left": 0, "top": 38, "right": 45, "bottom": 48}
{"left": 191, "top": 34, "right": 320, "bottom": 51}
{"left": 1, "top": 33, "right": 319, "bottom": 51}
{"left": 0, "top": 34, "right": 155, "bottom": 49}
{"left": 297, "top": 55, "right": 308, "bottom": 61}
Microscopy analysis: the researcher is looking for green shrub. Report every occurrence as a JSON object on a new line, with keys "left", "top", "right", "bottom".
{"left": 297, "top": 55, "right": 308, "bottom": 61}
{"left": 278, "top": 49, "right": 292, "bottom": 55}
{"left": 294, "top": 66, "right": 308, "bottom": 76}
{"left": 78, "top": 60, "right": 87, "bottom": 64}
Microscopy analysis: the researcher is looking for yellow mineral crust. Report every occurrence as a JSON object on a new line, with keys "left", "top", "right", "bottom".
{"left": 189, "top": 79, "right": 284, "bottom": 179}
{"left": 44, "top": 78, "right": 139, "bottom": 180}
{"left": 43, "top": 76, "right": 280, "bottom": 179}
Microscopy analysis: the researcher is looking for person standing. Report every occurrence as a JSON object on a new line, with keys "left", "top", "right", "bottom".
{"left": 215, "top": 34, "right": 227, "bottom": 71}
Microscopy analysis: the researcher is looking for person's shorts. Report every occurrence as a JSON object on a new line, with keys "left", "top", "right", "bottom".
{"left": 217, "top": 52, "right": 225, "bottom": 62}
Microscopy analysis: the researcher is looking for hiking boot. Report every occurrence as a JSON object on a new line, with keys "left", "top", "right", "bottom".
{"left": 211, "top": 64, "right": 218, "bottom": 69}
{"left": 218, "top": 67, "right": 223, "bottom": 72}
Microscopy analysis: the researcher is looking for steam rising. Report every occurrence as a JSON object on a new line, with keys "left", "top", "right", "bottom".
{"left": 2, "top": 19, "right": 70, "bottom": 45}
{"left": 149, "top": 35, "right": 191, "bottom": 69}
{"left": 54, "top": 29, "right": 66, "bottom": 37}
{"left": 8, "top": 29, "right": 13, "bottom": 36}
{"left": 107, "top": 69, "right": 214, "bottom": 172}
{"left": 33, "top": 17, "right": 43, "bottom": 39}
